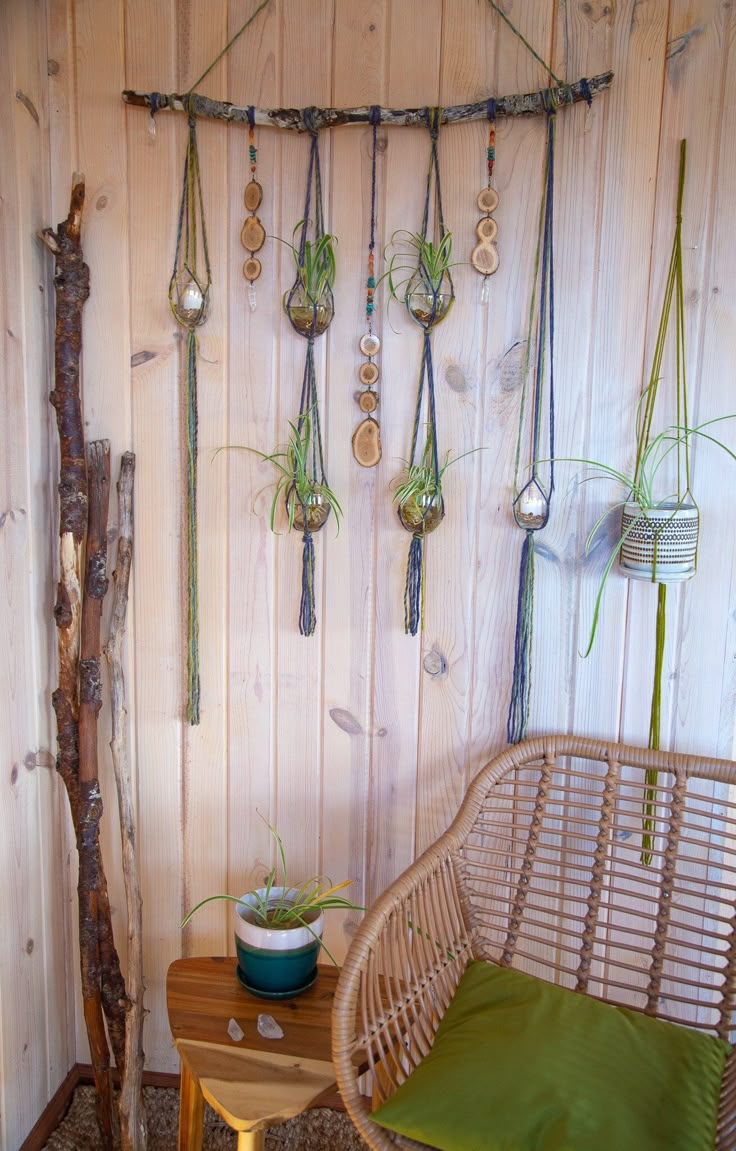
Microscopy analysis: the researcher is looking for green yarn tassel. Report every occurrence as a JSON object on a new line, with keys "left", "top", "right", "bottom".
{"left": 507, "top": 531, "right": 535, "bottom": 744}
{"left": 186, "top": 329, "right": 200, "bottom": 725}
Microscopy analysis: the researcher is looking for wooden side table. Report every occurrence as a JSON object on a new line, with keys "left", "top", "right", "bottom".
{"left": 167, "top": 957, "right": 342, "bottom": 1151}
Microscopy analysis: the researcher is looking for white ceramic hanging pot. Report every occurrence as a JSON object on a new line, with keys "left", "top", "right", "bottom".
{"left": 619, "top": 500, "right": 699, "bottom": 582}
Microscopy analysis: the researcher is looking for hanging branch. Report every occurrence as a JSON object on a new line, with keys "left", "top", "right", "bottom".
{"left": 122, "top": 72, "right": 612, "bottom": 131}
{"left": 105, "top": 452, "right": 147, "bottom": 1151}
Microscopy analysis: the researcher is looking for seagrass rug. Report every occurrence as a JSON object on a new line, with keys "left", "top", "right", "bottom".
{"left": 43, "top": 1085, "right": 369, "bottom": 1150}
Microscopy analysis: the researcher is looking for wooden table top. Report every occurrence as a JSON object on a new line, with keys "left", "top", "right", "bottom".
{"left": 167, "top": 957, "right": 340, "bottom": 1063}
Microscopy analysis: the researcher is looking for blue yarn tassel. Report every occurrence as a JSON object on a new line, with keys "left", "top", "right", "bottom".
{"left": 299, "top": 531, "right": 316, "bottom": 637}
{"left": 186, "top": 328, "right": 200, "bottom": 725}
{"left": 506, "top": 531, "right": 535, "bottom": 744}
{"left": 404, "top": 533, "right": 423, "bottom": 636}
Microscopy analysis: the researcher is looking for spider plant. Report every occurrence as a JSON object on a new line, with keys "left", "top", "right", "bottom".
{"left": 392, "top": 430, "right": 482, "bottom": 532}
{"left": 223, "top": 412, "right": 343, "bottom": 535}
{"left": 280, "top": 221, "right": 337, "bottom": 336}
{"left": 556, "top": 416, "right": 736, "bottom": 656}
{"left": 383, "top": 229, "right": 459, "bottom": 328}
{"left": 181, "top": 821, "right": 362, "bottom": 965}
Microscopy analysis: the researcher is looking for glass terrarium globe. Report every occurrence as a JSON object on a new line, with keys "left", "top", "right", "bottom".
{"left": 170, "top": 268, "right": 210, "bottom": 327}
{"left": 405, "top": 268, "right": 454, "bottom": 329}
{"left": 397, "top": 492, "right": 445, "bottom": 536}
{"left": 513, "top": 479, "right": 549, "bottom": 531}
{"left": 284, "top": 281, "right": 335, "bottom": 338}
{"left": 290, "top": 488, "right": 331, "bottom": 533}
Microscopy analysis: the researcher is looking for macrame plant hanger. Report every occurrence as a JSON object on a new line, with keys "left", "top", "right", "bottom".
{"left": 506, "top": 94, "right": 558, "bottom": 744}
{"left": 284, "top": 110, "right": 335, "bottom": 636}
{"left": 400, "top": 107, "right": 454, "bottom": 636}
{"left": 169, "top": 103, "right": 211, "bottom": 726}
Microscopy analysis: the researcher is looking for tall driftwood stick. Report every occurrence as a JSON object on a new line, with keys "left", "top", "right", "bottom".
{"left": 122, "top": 72, "right": 613, "bottom": 131}
{"left": 78, "top": 439, "right": 115, "bottom": 1148}
{"left": 105, "top": 452, "right": 147, "bottom": 1151}
{"left": 42, "top": 173, "right": 89, "bottom": 826}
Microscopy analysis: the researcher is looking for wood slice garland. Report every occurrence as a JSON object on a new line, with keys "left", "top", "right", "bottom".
{"left": 244, "top": 179, "right": 263, "bottom": 212}
{"left": 358, "top": 389, "right": 379, "bottom": 413}
{"left": 358, "top": 361, "right": 379, "bottom": 386}
{"left": 352, "top": 418, "right": 382, "bottom": 468}
{"left": 240, "top": 214, "right": 266, "bottom": 253}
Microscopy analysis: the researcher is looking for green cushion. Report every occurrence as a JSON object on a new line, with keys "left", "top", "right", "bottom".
{"left": 372, "top": 960, "right": 730, "bottom": 1151}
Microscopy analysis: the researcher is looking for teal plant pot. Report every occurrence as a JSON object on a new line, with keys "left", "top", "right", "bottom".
{"left": 234, "top": 887, "right": 324, "bottom": 998}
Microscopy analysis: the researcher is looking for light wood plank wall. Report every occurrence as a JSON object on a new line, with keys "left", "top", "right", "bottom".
{"left": 3, "top": 0, "right": 736, "bottom": 1139}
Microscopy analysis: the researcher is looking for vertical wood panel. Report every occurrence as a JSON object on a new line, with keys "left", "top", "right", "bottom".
{"left": 273, "top": 0, "right": 334, "bottom": 882}
{"left": 466, "top": 2, "right": 555, "bottom": 771}
{"left": 125, "top": 0, "right": 183, "bottom": 1073}
{"left": 321, "top": 0, "right": 387, "bottom": 960}
{"left": 226, "top": 0, "right": 281, "bottom": 920}
{"left": 0, "top": 1, "right": 73, "bottom": 1144}
{"left": 178, "top": 0, "right": 230, "bottom": 961}
{"left": 365, "top": 0, "right": 442, "bottom": 905}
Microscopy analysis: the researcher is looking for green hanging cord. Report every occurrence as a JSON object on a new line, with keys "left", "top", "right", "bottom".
{"left": 486, "top": 0, "right": 564, "bottom": 86}
{"left": 642, "top": 582, "right": 667, "bottom": 864}
{"left": 186, "top": 0, "right": 272, "bottom": 95}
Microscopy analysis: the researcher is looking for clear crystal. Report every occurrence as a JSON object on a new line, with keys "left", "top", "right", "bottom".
{"left": 248, "top": 283, "right": 257, "bottom": 312}
{"left": 148, "top": 115, "right": 156, "bottom": 140}
{"left": 257, "top": 1013, "right": 284, "bottom": 1040}
{"left": 480, "top": 276, "right": 491, "bottom": 305}
{"left": 227, "top": 1017, "right": 244, "bottom": 1042}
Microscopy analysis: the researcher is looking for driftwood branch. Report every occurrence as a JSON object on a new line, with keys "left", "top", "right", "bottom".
{"left": 122, "top": 72, "right": 613, "bottom": 132}
{"left": 45, "top": 181, "right": 130, "bottom": 1150}
{"left": 104, "top": 452, "right": 147, "bottom": 1151}
{"left": 78, "top": 439, "right": 114, "bottom": 1149}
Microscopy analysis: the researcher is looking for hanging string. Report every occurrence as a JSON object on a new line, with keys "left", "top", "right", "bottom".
{"left": 366, "top": 106, "right": 381, "bottom": 326}
{"left": 486, "top": 97, "right": 496, "bottom": 187}
{"left": 485, "top": 0, "right": 564, "bottom": 86}
{"left": 402, "top": 108, "right": 449, "bottom": 636}
{"left": 506, "top": 107, "right": 557, "bottom": 743}
{"left": 169, "top": 107, "right": 211, "bottom": 726}
{"left": 283, "top": 114, "right": 333, "bottom": 636}
{"left": 186, "top": 0, "right": 272, "bottom": 94}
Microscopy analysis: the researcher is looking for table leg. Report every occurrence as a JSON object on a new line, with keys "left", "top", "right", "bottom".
{"left": 178, "top": 1057, "right": 205, "bottom": 1151}
{"left": 237, "top": 1130, "right": 265, "bottom": 1151}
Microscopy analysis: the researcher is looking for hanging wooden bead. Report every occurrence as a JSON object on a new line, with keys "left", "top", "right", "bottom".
{"left": 472, "top": 107, "right": 500, "bottom": 303}
{"left": 242, "top": 107, "right": 264, "bottom": 311}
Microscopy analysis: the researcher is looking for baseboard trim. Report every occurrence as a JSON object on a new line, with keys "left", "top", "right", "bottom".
{"left": 20, "top": 1061, "right": 345, "bottom": 1148}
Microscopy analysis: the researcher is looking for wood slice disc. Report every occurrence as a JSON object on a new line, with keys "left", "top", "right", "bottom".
{"left": 471, "top": 243, "right": 499, "bottom": 276}
{"left": 352, "top": 418, "right": 382, "bottom": 467}
{"left": 476, "top": 216, "right": 498, "bottom": 242}
{"left": 241, "top": 215, "right": 266, "bottom": 253}
{"left": 244, "top": 180, "right": 263, "bottom": 212}
{"left": 359, "top": 333, "right": 381, "bottom": 357}
{"left": 477, "top": 186, "right": 499, "bottom": 214}
{"left": 358, "top": 361, "right": 380, "bottom": 386}
{"left": 357, "top": 389, "right": 379, "bottom": 413}
{"left": 243, "top": 256, "right": 262, "bottom": 282}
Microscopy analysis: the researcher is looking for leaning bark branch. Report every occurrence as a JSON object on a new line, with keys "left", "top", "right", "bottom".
{"left": 78, "top": 439, "right": 115, "bottom": 1149}
{"left": 122, "top": 72, "right": 613, "bottom": 131}
{"left": 105, "top": 452, "right": 147, "bottom": 1151}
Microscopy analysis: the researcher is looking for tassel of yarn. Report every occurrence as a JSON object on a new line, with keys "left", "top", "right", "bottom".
{"left": 185, "top": 327, "right": 200, "bottom": 725}
{"left": 404, "top": 533, "right": 423, "bottom": 637}
{"left": 641, "top": 581, "right": 667, "bottom": 864}
{"left": 299, "top": 531, "right": 316, "bottom": 637}
{"left": 506, "top": 531, "right": 535, "bottom": 744}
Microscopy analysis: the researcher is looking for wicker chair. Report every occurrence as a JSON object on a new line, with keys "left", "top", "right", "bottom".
{"left": 332, "top": 734, "right": 736, "bottom": 1151}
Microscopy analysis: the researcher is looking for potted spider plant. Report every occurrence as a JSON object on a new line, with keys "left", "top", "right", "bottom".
{"left": 225, "top": 413, "right": 342, "bottom": 536}
{"left": 392, "top": 432, "right": 481, "bottom": 536}
{"left": 385, "top": 229, "right": 457, "bottom": 329}
{"left": 281, "top": 220, "right": 337, "bottom": 338}
{"left": 182, "top": 823, "right": 362, "bottom": 998}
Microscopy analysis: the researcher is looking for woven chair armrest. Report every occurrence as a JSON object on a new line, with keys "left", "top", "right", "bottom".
{"left": 333, "top": 841, "right": 472, "bottom": 1148}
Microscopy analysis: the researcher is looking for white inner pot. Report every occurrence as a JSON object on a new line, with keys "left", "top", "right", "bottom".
{"left": 234, "top": 886, "right": 324, "bottom": 951}
{"left": 619, "top": 501, "right": 699, "bottom": 583}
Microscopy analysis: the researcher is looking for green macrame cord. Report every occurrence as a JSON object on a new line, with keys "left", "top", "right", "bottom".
{"left": 169, "top": 108, "right": 211, "bottom": 725}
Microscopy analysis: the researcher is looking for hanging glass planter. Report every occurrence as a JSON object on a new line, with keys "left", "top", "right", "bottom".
{"left": 406, "top": 264, "right": 454, "bottom": 329}
{"left": 284, "top": 278, "right": 335, "bottom": 338}
{"left": 290, "top": 487, "right": 332, "bottom": 534}
{"left": 170, "top": 267, "right": 210, "bottom": 327}
{"left": 397, "top": 492, "right": 445, "bottom": 536}
{"left": 513, "top": 477, "right": 550, "bottom": 532}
